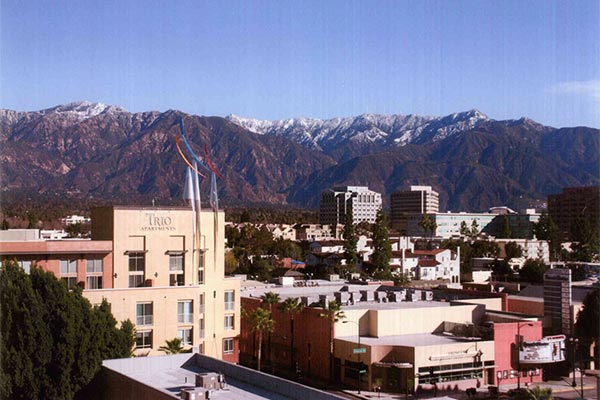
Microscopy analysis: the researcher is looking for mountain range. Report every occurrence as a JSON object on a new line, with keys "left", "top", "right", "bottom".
{"left": 1, "top": 101, "right": 598, "bottom": 212}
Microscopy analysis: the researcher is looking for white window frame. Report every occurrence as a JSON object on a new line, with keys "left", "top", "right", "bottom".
{"left": 177, "top": 300, "right": 193, "bottom": 324}
{"left": 169, "top": 253, "right": 184, "bottom": 286}
{"left": 128, "top": 252, "right": 145, "bottom": 288}
{"left": 136, "top": 302, "right": 153, "bottom": 326}
{"left": 86, "top": 275, "right": 103, "bottom": 289}
{"left": 223, "top": 338, "right": 234, "bottom": 354}
{"left": 136, "top": 330, "right": 153, "bottom": 349}
{"left": 224, "top": 314, "right": 234, "bottom": 330}
{"left": 224, "top": 290, "right": 235, "bottom": 311}
{"left": 177, "top": 328, "right": 193, "bottom": 346}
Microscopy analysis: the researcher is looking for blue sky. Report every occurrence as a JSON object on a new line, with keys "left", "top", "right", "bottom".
{"left": 2, "top": 0, "right": 599, "bottom": 127}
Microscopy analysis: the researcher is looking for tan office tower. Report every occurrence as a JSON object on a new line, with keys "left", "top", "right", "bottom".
{"left": 390, "top": 186, "right": 440, "bottom": 232}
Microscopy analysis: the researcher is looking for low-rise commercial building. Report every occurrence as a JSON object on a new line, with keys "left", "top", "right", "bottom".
{"left": 240, "top": 282, "right": 543, "bottom": 394}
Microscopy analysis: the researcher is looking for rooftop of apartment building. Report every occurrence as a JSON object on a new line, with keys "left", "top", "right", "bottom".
{"left": 87, "top": 353, "right": 344, "bottom": 400}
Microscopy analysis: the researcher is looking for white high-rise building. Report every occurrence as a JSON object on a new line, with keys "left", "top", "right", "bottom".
{"left": 319, "top": 186, "right": 382, "bottom": 225}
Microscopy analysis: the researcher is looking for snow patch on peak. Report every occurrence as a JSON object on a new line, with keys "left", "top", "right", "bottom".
{"left": 44, "top": 101, "right": 126, "bottom": 121}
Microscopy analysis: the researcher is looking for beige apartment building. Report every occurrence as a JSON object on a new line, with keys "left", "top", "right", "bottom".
{"left": 0, "top": 206, "right": 240, "bottom": 361}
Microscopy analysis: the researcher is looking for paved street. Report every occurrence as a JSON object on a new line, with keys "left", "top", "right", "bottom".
{"left": 339, "top": 375, "right": 599, "bottom": 400}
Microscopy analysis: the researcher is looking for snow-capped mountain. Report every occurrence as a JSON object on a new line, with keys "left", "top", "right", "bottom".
{"left": 2, "top": 101, "right": 597, "bottom": 212}
{"left": 226, "top": 109, "right": 490, "bottom": 152}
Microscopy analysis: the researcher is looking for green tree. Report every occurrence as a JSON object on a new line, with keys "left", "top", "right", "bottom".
{"left": 0, "top": 261, "right": 133, "bottom": 400}
{"left": 519, "top": 259, "right": 549, "bottom": 284}
{"left": 569, "top": 216, "right": 600, "bottom": 262}
{"left": 343, "top": 209, "right": 358, "bottom": 269}
{"left": 471, "top": 240, "right": 500, "bottom": 258}
{"left": 280, "top": 297, "right": 304, "bottom": 370}
{"left": 420, "top": 214, "right": 437, "bottom": 237}
{"left": 504, "top": 241, "right": 523, "bottom": 260}
{"left": 460, "top": 221, "right": 470, "bottom": 237}
{"left": 533, "top": 212, "right": 561, "bottom": 260}
{"left": 320, "top": 300, "right": 346, "bottom": 382}
{"left": 371, "top": 208, "right": 392, "bottom": 277}
{"left": 500, "top": 215, "right": 512, "bottom": 239}
{"left": 246, "top": 307, "right": 275, "bottom": 372}
{"left": 575, "top": 289, "right": 599, "bottom": 367}
{"left": 527, "top": 385, "right": 553, "bottom": 400}
{"left": 470, "top": 220, "right": 480, "bottom": 239}
{"left": 492, "top": 259, "right": 513, "bottom": 281}
{"left": 1, "top": 219, "right": 9, "bottom": 230}
{"left": 261, "top": 292, "right": 280, "bottom": 370}
{"left": 159, "top": 338, "right": 185, "bottom": 354}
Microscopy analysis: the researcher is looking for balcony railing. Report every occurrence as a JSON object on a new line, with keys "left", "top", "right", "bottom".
{"left": 136, "top": 315, "right": 153, "bottom": 326}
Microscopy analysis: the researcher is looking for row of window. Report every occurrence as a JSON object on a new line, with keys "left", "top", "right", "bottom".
{"left": 135, "top": 293, "right": 235, "bottom": 328}
{"left": 128, "top": 252, "right": 204, "bottom": 288}
{"left": 135, "top": 330, "right": 234, "bottom": 354}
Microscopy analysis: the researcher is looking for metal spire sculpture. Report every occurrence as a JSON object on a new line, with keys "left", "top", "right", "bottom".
{"left": 175, "top": 119, "right": 222, "bottom": 277}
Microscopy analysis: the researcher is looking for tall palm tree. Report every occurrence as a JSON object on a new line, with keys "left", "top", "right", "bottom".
{"left": 320, "top": 300, "right": 346, "bottom": 383}
{"left": 248, "top": 307, "right": 274, "bottom": 371}
{"left": 261, "top": 291, "right": 280, "bottom": 369}
{"left": 159, "top": 337, "right": 184, "bottom": 354}
{"left": 280, "top": 297, "right": 304, "bottom": 370}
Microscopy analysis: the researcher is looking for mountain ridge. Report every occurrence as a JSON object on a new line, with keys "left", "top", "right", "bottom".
{"left": 1, "top": 102, "right": 598, "bottom": 212}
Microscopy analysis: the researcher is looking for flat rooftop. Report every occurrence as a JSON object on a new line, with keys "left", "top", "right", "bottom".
{"left": 103, "top": 353, "right": 344, "bottom": 400}
{"left": 242, "top": 281, "right": 453, "bottom": 310}
{"left": 337, "top": 332, "right": 489, "bottom": 347}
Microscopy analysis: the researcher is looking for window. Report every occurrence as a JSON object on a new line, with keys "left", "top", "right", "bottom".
{"left": 223, "top": 338, "right": 234, "bottom": 354}
{"left": 86, "top": 276, "right": 103, "bottom": 289}
{"left": 60, "top": 259, "right": 77, "bottom": 274}
{"left": 178, "top": 328, "right": 193, "bottom": 345}
{"left": 136, "top": 331, "right": 153, "bottom": 349}
{"left": 86, "top": 258, "right": 103, "bottom": 289}
{"left": 224, "top": 290, "right": 235, "bottom": 311}
{"left": 128, "top": 252, "right": 145, "bottom": 288}
{"left": 198, "top": 251, "right": 205, "bottom": 284}
{"left": 199, "top": 318, "right": 205, "bottom": 339}
{"left": 224, "top": 314, "right": 234, "bottom": 330}
{"left": 169, "top": 253, "right": 184, "bottom": 286}
{"left": 199, "top": 293, "right": 205, "bottom": 313}
{"left": 17, "top": 260, "right": 32, "bottom": 274}
{"left": 136, "top": 302, "right": 153, "bottom": 326}
{"left": 86, "top": 259, "right": 103, "bottom": 273}
{"left": 177, "top": 300, "right": 193, "bottom": 324}
{"left": 60, "top": 259, "right": 77, "bottom": 289}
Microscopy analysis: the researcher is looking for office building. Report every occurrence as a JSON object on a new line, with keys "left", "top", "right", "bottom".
{"left": 390, "top": 186, "right": 439, "bottom": 231}
{"left": 319, "top": 186, "right": 382, "bottom": 226}
{"left": 548, "top": 186, "right": 600, "bottom": 240}
{"left": 543, "top": 268, "right": 572, "bottom": 335}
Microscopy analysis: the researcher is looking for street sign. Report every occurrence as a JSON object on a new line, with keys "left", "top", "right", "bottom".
{"left": 353, "top": 348, "right": 366, "bottom": 354}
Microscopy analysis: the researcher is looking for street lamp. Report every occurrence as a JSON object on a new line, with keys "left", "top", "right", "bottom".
{"left": 516, "top": 322, "right": 535, "bottom": 390}
{"left": 343, "top": 320, "right": 363, "bottom": 394}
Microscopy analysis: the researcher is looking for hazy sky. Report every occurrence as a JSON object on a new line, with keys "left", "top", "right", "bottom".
{"left": 2, "top": 0, "right": 599, "bottom": 127}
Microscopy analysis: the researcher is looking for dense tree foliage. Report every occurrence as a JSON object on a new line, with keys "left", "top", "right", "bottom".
{"left": 569, "top": 216, "right": 600, "bottom": 262}
{"left": 533, "top": 212, "right": 561, "bottom": 260}
{"left": 0, "top": 261, "right": 134, "bottom": 400}
{"left": 504, "top": 241, "right": 523, "bottom": 260}
{"left": 419, "top": 215, "right": 437, "bottom": 237}
{"left": 371, "top": 209, "right": 392, "bottom": 278}
{"left": 519, "top": 259, "right": 549, "bottom": 284}
{"left": 343, "top": 209, "right": 358, "bottom": 268}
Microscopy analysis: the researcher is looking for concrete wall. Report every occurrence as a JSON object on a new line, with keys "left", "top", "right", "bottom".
{"left": 191, "top": 354, "right": 345, "bottom": 400}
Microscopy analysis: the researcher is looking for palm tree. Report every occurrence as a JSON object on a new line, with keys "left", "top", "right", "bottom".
{"left": 261, "top": 291, "right": 280, "bottom": 369}
{"left": 159, "top": 337, "right": 184, "bottom": 354}
{"left": 527, "top": 385, "right": 552, "bottom": 400}
{"left": 320, "top": 300, "right": 346, "bottom": 383}
{"left": 247, "top": 307, "right": 275, "bottom": 371}
{"left": 280, "top": 297, "right": 304, "bottom": 370}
